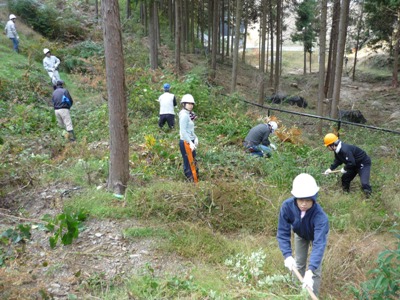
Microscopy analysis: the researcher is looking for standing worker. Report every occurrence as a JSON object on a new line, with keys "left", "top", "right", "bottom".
{"left": 157, "top": 83, "right": 177, "bottom": 130}
{"left": 243, "top": 121, "right": 278, "bottom": 157}
{"left": 4, "top": 14, "right": 19, "bottom": 53}
{"left": 52, "top": 80, "right": 76, "bottom": 142}
{"left": 277, "top": 173, "right": 329, "bottom": 296}
{"left": 43, "top": 48, "right": 61, "bottom": 89}
{"left": 179, "top": 94, "right": 198, "bottom": 182}
{"left": 323, "top": 133, "right": 372, "bottom": 197}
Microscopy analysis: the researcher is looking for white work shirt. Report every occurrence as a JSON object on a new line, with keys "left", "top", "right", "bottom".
{"left": 158, "top": 92, "right": 176, "bottom": 115}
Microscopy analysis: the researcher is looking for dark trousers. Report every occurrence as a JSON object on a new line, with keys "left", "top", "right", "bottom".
{"left": 179, "top": 140, "right": 198, "bottom": 180}
{"left": 342, "top": 164, "right": 372, "bottom": 192}
{"left": 159, "top": 114, "right": 175, "bottom": 129}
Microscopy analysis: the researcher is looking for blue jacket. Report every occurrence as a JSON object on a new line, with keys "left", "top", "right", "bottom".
{"left": 276, "top": 194, "right": 329, "bottom": 271}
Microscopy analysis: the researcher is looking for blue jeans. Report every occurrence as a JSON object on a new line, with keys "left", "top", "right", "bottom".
{"left": 245, "top": 144, "right": 272, "bottom": 158}
{"left": 10, "top": 38, "right": 19, "bottom": 53}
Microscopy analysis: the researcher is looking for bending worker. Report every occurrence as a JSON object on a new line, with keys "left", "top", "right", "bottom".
{"left": 277, "top": 173, "right": 329, "bottom": 296}
{"left": 323, "top": 133, "right": 372, "bottom": 198}
{"left": 243, "top": 121, "right": 278, "bottom": 157}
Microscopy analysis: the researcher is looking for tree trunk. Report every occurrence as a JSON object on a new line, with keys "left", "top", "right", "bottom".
{"left": 221, "top": 0, "right": 225, "bottom": 62}
{"left": 331, "top": 0, "right": 350, "bottom": 119}
{"left": 168, "top": 0, "right": 174, "bottom": 38}
{"left": 210, "top": 0, "right": 219, "bottom": 80}
{"left": 274, "top": 0, "right": 281, "bottom": 93}
{"left": 392, "top": 10, "right": 400, "bottom": 88}
{"left": 95, "top": 0, "right": 99, "bottom": 20}
{"left": 352, "top": 1, "right": 364, "bottom": 82}
{"left": 242, "top": 17, "right": 248, "bottom": 62}
{"left": 231, "top": 0, "right": 242, "bottom": 93}
{"left": 269, "top": 0, "right": 274, "bottom": 88}
{"left": 126, "top": 0, "right": 131, "bottom": 19}
{"left": 317, "top": 0, "right": 327, "bottom": 134}
{"left": 226, "top": 0, "right": 230, "bottom": 57}
{"left": 149, "top": 0, "right": 159, "bottom": 70}
{"left": 102, "top": 0, "right": 129, "bottom": 195}
{"left": 258, "top": 0, "right": 267, "bottom": 105}
{"left": 324, "top": 0, "right": 340, "bottom": 103}
{"left": 175, "top": 0, "right": 181, "bottom": 74}
{"left": 208, "top": 0, "right": 212, "bottom": 55}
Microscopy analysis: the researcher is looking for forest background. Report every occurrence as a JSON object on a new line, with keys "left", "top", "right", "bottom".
{"left": 0, "top": 0, "right": 399, "bottom": 299}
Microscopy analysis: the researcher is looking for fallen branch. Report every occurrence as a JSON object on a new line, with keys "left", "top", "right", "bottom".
{"left": 0, "top": 212, "right": 46, "bottom": 224}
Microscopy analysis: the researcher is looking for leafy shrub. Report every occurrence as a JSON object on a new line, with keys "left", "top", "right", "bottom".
{"left": 8, "top": 0, "right": 87, "bottom": 41}
{"left": 351, "top": 229, "right": 400, "bottom": 299}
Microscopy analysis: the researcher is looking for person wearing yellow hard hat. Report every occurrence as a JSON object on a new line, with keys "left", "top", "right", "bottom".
{"left": 323, "top": 133, "right": 372, "bottom": 198}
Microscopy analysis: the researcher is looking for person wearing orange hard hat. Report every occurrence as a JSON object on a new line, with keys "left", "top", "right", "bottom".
{"left": 323, "top": 133, "right": 372, "bottom": 198}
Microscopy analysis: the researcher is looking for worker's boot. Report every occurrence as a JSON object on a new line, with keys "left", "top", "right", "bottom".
{"left": 67, "top": 130, "right": 76, "bottom": 142}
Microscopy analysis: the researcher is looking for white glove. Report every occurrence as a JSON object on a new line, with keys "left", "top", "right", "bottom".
{"left": 189, "top": 142, "right": 196, "bottom": 151}
{"left": 284, "top": 256, "right": 296, "bottom": 271}
{"left": 17, "top": 36, "right": 19, "bottom": 40}
{"left": 194, "top": 137, "right": 199, "bottom": 147}
{"left": 270, "top": 143, "right": 277, "bottom": 150}
{"left": 302, "top": 270, "right": 314, "bottom": 290}
{"left": 341, "top": 167, "right": 347, "bottom": 174}
{"left": 324, "top": 168, "right": 332, "bottom": 175}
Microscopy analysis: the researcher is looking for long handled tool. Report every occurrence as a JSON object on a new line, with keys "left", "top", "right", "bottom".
{"left": 292, "top": 268, "right": 319, "bottom": 300}
{"left": 183, "top": 141, "right": 198, "bottom": 183}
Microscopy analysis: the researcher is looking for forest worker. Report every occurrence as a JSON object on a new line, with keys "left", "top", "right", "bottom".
{"left": 52, "top": 80, "right": 76, "bottom": 142}
{"left": 277, "top": 173, "right": 329, "bottom": 296}
{"left": 43, "top": 48, "right": 61, "bottom": 89}
{"left": 179, "top": 94, "right": 198, "bottom": 182}
{"left": 323, "top": 133, "right": 372, "bottom": 198}
{"left": 243, "top": 121, "right": 278, "bottom": 157}
{"left": 4, "top": 14, "right": 19, "bottom": 53}
{"left": 157, "top": 83, "right": 177, "bottom": 129}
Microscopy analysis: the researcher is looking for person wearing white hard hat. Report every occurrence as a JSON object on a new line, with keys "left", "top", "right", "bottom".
{"left": 178, "top": 94, "right": 199, "bottom": 182}
{"left": 276, "top": 173, "right": 329, "bottom": 296}
{"left": 243, "top": 121, "right": 278, "bottom": 157}
{"left": 4, "top": 14, "right": 19, "bottom": 53}
{"left": 43, "top": 48, "right": 62, "bottom": 89}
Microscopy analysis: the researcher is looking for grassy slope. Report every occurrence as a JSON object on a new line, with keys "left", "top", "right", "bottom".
{"left": 1, "top": 5, "right": 400, "bottom": 300}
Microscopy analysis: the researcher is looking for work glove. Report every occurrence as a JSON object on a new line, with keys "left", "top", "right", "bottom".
{"left": 17, "top": 36, "right": 19, "bottom": 40}
{"left": 341, "top": 167, "right": 347, "bottom": 174}
{"left": 194, "top": 137, "right": 199, "bottom": 147}
{"left": 270, "top": 143, "right": 277, "bottom": 150}
{"left": 189, "top": 142, "right": 196, "bottom": 151}
{"left": 324, "top": 168, "right": 332, "bottom": 175}
{"left": 302, "top": 270, "right": 314, "bottom": 291}
{"left": 284, "top": 256, "right": 296, "bottom": 271}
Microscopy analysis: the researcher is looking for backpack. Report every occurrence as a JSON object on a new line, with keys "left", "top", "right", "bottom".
{"left": 62, "top": 93, "right": 72, "bottom": 108}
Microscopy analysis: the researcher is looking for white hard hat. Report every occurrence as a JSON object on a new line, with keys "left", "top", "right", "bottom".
{"left": 9, "top": 14, "right": 17, "bottom": 20}
{"left": 43, "top": 48, "right": 50, "bottom": 55}
{"left": 291, "top": 173, "right": 320, "bottom": 198}
{"left": 268, "top": 121, "right": 278, "bottom": 132}
{"left": 181, "top": 94, "right": 195, "bottom": 104}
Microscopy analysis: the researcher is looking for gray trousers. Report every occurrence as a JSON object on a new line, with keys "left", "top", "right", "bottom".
{"left": 294, "top": 233, "right": 323, "bottom": 296}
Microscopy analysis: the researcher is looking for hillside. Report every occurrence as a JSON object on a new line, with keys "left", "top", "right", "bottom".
{"left": 1, "top": 2, "right": 400, "bottom": 300}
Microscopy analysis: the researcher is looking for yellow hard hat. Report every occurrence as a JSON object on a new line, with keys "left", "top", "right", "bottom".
{"left": 324, "top": 133, "right": 339, "bottom": 147}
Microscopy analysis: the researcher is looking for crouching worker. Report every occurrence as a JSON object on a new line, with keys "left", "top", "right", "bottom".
{"left": 277, "top": 173, "right": 329, "bottom": 296}
{"left": 52, "top": 80, "right": 76, "bottom": 142}
{"left": 243, "top": 121, "right": 278, "bottom": 157}
{"left": 323, "top": 133, "right": 372, "bottom": 198}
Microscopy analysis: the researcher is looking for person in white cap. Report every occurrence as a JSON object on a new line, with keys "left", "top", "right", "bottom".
{"left": 4, "top": 14, "right": 19, "bottom": 53}
{"left": 43, "top": 48, "right": 61, "bottom": 89}
{"left": 277, "top": 173, "right": 329, "bottom": 296}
